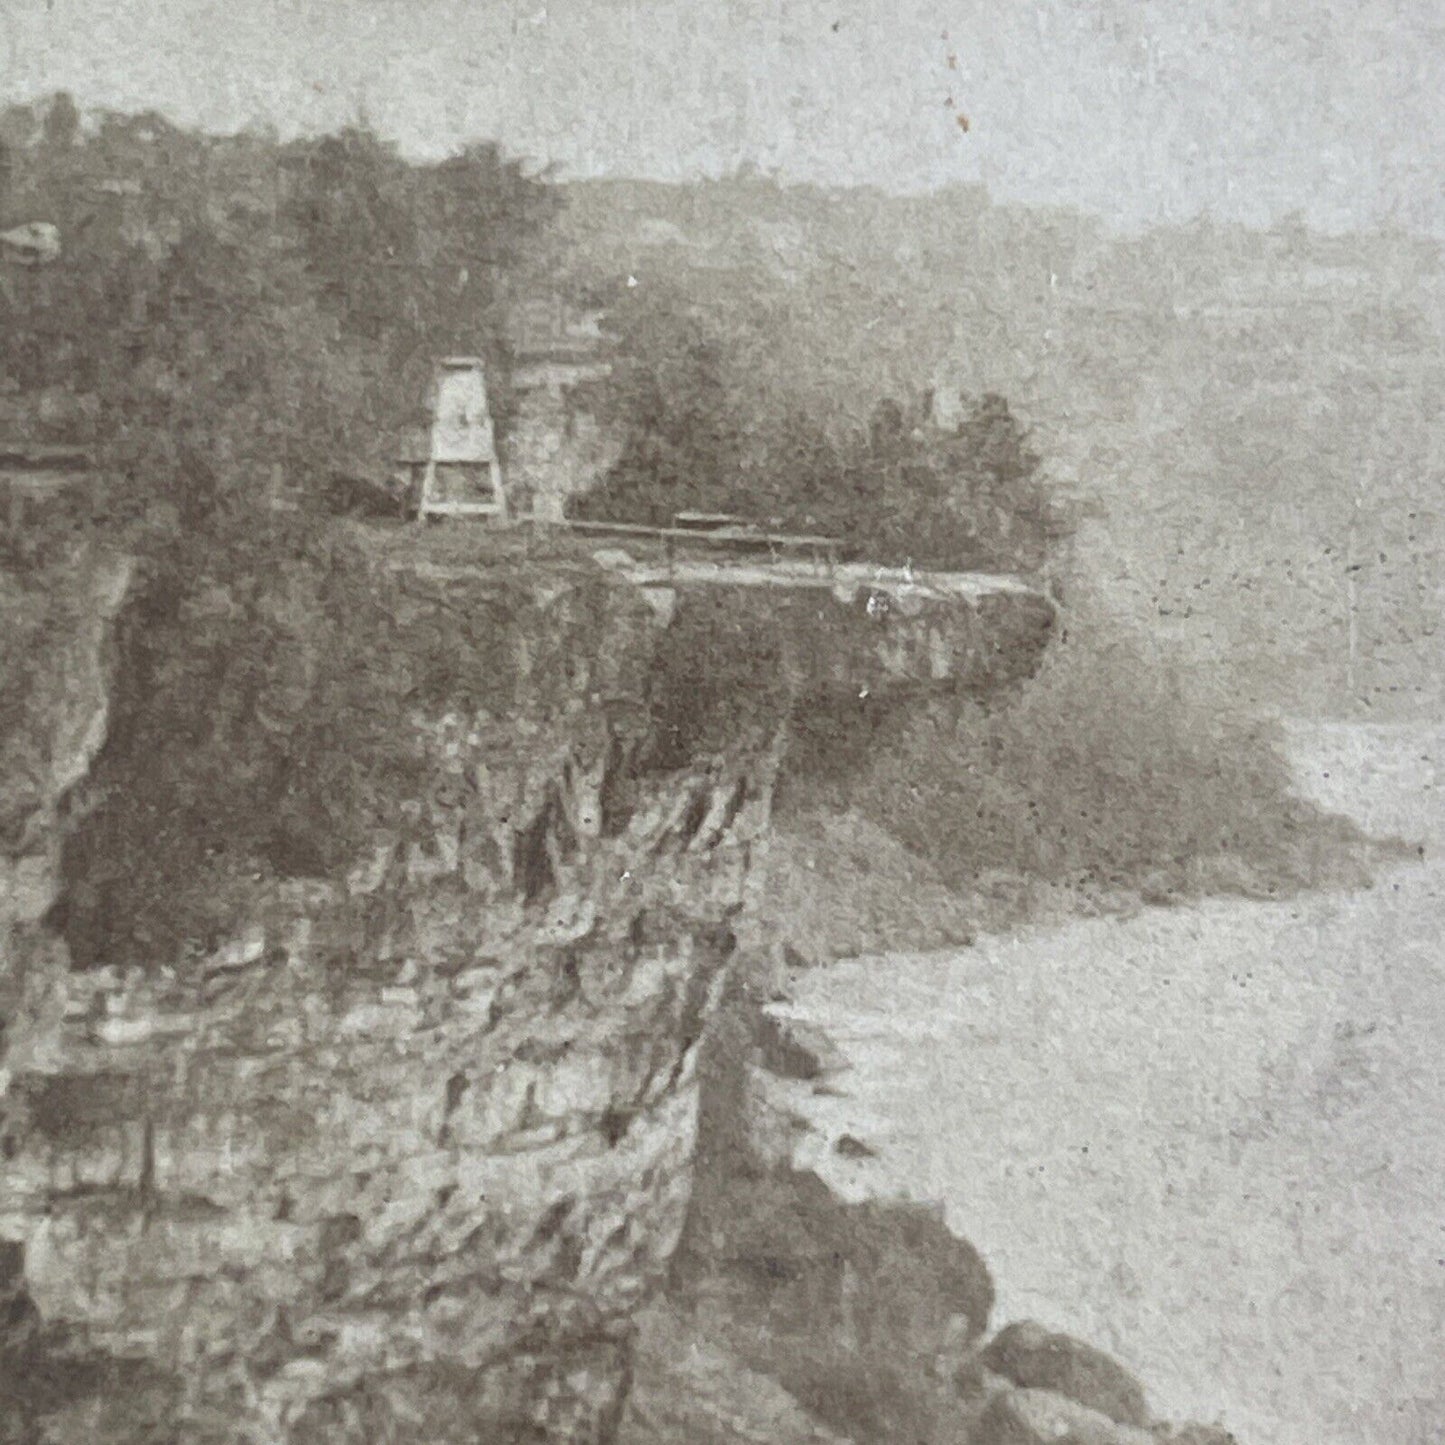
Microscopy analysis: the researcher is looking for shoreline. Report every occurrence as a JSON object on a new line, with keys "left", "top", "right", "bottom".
{"left": 733, "top": 718, "right": 1443, "bottom": 1445}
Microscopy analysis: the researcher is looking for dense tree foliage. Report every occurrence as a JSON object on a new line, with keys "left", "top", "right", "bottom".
{"left": 1, "top": 96, "right": 558, "bottom": 966}
{"left": 1, "top": 98, "right": 555, "bottom": 543}
{"left": 569, "top": 275, "right": 1068, "bottom": 571}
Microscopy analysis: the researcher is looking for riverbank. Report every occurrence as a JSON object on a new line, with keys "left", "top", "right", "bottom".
{"left": 763, "top": 797, "right": 1391, "bottom": 966}
{"left": 751, "top": 719, "right": 1444, "bottom": 1445}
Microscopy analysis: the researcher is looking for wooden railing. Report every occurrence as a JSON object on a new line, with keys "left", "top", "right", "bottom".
{"left": 560, "top": 517, "right": 858, "bottom": 569}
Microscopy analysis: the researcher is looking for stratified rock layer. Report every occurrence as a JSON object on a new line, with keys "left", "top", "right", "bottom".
{"left": 1, "top": 535, "right": 1061, "bottom": 1443}
{"left": 0, "top": 550, "right": 784, "bottom": 1444}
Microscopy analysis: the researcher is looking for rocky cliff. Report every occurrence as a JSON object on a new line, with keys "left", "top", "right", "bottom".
{"left": 0, "top": 533, "right": 1067, "bottom": 1444}
{"left": 0, "top": 542, "right": 795, "bottom": 1444}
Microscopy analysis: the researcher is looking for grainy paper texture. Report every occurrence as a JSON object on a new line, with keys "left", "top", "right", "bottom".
{"left": 1, "top": 4, "right": 1441, "bottom": 1444}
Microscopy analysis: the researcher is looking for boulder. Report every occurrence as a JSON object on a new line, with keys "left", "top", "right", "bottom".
{"left": 975, "top": 1387, "right": 1156, "bottom": 1445}
{"left": 754, "top": 1010, "right": 850, "bottom": 1081}
{"left": 981, "top": 1321, "right": 1150, "bottom": 1427}
{"left": 619, "top": 1300, "right": 854, "bottom": 1445}
{"left": 1152, "top": 1425, "right": 1240, "bottom": 1445}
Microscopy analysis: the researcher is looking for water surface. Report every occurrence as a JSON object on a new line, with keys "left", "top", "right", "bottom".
{"left": 776, "top": 721, "right": 1445, "bottom": 1444}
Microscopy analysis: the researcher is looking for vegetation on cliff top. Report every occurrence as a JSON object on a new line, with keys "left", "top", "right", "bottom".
{"left": 771, "top": 590, "right": 1380, "bottom": 960}
{"left": 2, "top": 95, "right": 1376, "bottom": 970}
{"left": 1, "top": 97, "right": 566, "bottom": 964}
{"left": 1, "top": 109, "right": 558, "bottom": 560}
{"left": 566, "top": 270, "right": 1068, "bottom": 572}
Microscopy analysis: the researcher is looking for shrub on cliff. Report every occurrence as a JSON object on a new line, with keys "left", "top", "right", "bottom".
{"left": 50, "top": 523, "right": 479, "bottom": 966}
{"left": 568, "top": 273, "right": 1069, "bottom": 573}
{"left": 776, "top": 588, "right": 1372, "bottom": 937}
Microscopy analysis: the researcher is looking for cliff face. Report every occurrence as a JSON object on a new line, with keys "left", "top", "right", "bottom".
{"left": 0, "top": 538, "right": 1053, "bottom": 1444}
{"left": 4, "top": 764, "right": 771, "bottom": 1444}
{"left": 0, "top": 550, "right": 132, "bottom": 937}
{"left": 1, "top": 547, "right": 133, "bottom": 1090}
{"left": 0, "top": 550, "right": 784, "bottom": 1444}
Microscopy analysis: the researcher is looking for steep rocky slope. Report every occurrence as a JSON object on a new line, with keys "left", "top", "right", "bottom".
{"left": 0, "top": 544, "right": 788, "bottom": 1443}
{"left": 0, "top": 533, "right": 1058, "bottom": 1443}
{"left": 626, "top": 996, "right": 1244, "bottom": 1445}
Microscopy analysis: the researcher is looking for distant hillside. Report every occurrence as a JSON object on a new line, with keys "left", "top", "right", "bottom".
{"left": 547, "top": 176, "right": 1445, "bottom": 718}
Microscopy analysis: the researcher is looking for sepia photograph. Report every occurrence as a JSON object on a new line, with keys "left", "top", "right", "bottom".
{"left": 1, "top": 2, "right": 1441, "bottom": 1441}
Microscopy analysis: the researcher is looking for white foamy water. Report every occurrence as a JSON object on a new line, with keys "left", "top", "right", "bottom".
{"left": 777, "top": 721, "right": 1445, "bottom": 1445}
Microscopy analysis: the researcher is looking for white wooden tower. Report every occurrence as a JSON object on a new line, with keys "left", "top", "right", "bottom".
{"left": 412, "top": 357, "right": 506, "bottom": 520}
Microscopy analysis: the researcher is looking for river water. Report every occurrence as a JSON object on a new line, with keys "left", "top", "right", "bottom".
{"left": 773, "top": 721, "right": 1445, "bottom": 1445}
